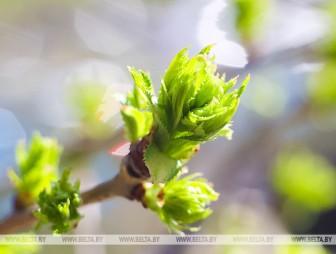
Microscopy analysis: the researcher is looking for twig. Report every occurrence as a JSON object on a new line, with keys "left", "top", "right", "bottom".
{"left": 81, "top": 159, "right": 144, "bottom": 205}
{"left": 0, "top": 212, "right": 37, "bottom": 234}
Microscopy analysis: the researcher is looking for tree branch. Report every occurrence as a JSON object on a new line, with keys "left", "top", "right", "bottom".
{"left": 0, "top": 212, "right": 37, "bottom": 234}
{"left": 81, "top": 159, "right": 144, "bottom": 205}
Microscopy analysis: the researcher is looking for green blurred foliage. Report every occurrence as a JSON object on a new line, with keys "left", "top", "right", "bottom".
{"left": 34, "top": 169, "right": 82, "bottom": 234}
{"left": 8, "top": 133, "right": 61, "bottom": 208}
{"left": 308, "top": 1, "right": 336, "bottom": 129}
{"left": 308, "top": 60, "right": 336, "bottom": 129}
{"left": 68, "top": 82, "right": 114, "bottom": 138}
{"left": 243, "top": 76, "right": 287, "bottom": 118}
{"left": 233, "top": 0, "right": 273, "bottom": 44}
{"left": 271, "top": 148, "right": 336, "bottom": 212}
{"left": 0, "top": 244, "right": 41, "bottom": 254}
{"left": 309, "top": 60, "right": 336, "bottom": 108}
{"left": 281, "top": 199, "right": 319, "bottom": 232}
{"left": 218, "top": 245, "right": 329, "bottom": 254}
{"left": 319, "top": 1, "right": 336, "bottom": 59}
{"left": 275, "top": 245, "right": 329, "bottom": 254}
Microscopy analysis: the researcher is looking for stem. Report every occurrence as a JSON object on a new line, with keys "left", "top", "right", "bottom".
{"left": 0, "top": 212, "right": 36, "bottom": 234}
{"left": 81, "top": 161, "right": 144, "bottom": 205}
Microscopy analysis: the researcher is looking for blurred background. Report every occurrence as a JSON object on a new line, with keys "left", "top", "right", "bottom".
{"left": 0, "top": 0, "right": 336, "bottom": 253}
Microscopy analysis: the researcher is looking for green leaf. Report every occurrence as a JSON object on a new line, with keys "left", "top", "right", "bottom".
{"left": 120, "top": 106, "right": 153, "bottom": 142}
{"left": 144, "top": 143, "right": 181, "bottom": 182}
{"left": 121, "top": 67, "right": 156, "bottom": 142}
{"left": 159, "top": 138, "right": 199, "bottom": 160}
{"left": 8, "top": 133, "right": 61, "bottom": 207}
{"left": 127, "top": 67, "right": 155, "bottom": 108}
{"left": 162, "top": 47, "right": 189, "bottom": 95}
{"left": 34, "top": 169, "right": 83, "bottom": 234}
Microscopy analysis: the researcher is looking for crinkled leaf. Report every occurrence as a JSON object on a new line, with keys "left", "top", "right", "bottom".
{"left": 155, "top": 45, "right": 248, "bottom": 161}
{"left": 127, "top": 67, "right": 155, "bottom": 108}
{"left": 169, "top": 55, "right": 208, "bottom": 129}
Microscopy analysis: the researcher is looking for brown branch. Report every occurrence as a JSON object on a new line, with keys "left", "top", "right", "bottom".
{"left": 81, "top": 157, "right": 145, "bottom": 205}
{"left": 0, "top": 212, "right": 37, "bottom": 234}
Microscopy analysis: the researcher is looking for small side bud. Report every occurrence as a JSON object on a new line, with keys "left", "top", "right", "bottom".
{"left": 142, "top": 174, "right": 219, "bottom": 234}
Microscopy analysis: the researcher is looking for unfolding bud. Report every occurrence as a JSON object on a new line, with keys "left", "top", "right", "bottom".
{"left": 34, "top": 169, "right": 83, "bottom": 234}
{"left": 143, "top": 174, "right": 219, "bottom": 234}
{"left": 156, "top": 46, "right": 249, "bottom": 159}
{"left": 118, "top": 46, "right": 248, "bottom": 181}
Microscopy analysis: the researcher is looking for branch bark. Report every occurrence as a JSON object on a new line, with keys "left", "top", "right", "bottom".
{"left": 81, "top": 158, "right": 144, "bottom": 205}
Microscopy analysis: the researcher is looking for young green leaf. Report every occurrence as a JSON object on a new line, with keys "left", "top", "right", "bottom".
{"left": 120, "top": 105, "right": 153, "bottom": 142}
{"left": 127, "top": 67, "right": 155, "bottom": 107}
{"left": 144, "top": 143, "right": 181, "bottom": 182}
{"left": 8, "top": 133, "right": 61, "bottom": 207}
{"left": 120, "top": 67, "right": 156, "bottom": 142}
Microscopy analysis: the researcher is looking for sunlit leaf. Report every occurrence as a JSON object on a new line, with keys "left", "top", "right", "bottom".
{"left": 8, "top": 133, "right": 61, "bottom": 207}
